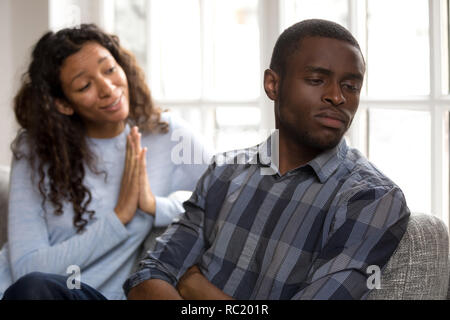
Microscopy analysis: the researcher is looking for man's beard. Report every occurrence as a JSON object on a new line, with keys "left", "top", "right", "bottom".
{"left": 279, "top": 113, "right": 345, "bottom": 152}
{"left": 292, "top": 126, "right": 343, "bottom": 151}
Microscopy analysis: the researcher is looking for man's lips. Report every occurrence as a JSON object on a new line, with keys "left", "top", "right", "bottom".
{"left": 314, "top": 110, "right": 348, "bottom": 129}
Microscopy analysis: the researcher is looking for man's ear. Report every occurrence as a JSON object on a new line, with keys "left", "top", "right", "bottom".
{"left": 263, "top": 69, "right": 280, "bottom": 101}
{"left": 55, "top": 99, "right": 74, "bottom": 116}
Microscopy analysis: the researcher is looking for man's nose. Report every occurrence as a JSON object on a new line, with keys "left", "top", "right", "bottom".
{"left": 323, "top": 82, "right": 345, "bottom": 106}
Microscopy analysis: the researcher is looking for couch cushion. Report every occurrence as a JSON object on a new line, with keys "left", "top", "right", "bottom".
{"left": 0, "top": 166, "right": 9, "bottom": 249}
{"left": 367, "top": 214, "right": 449, "bottom": 300}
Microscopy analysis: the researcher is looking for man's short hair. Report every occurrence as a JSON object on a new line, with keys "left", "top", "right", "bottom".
{"left": 270, "top": 19, "right": 364, "bottom": 76}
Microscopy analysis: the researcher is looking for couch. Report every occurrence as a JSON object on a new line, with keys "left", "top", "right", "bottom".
{"left": 0, "top": 165, "right": 449, "bottom": 299}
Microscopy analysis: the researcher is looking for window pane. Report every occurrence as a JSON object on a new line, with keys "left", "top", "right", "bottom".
{"left": 216, "top": 106, "right": 261, "bottom": 127}
{"left": 50, "top": 0, "right": 81, "bottom": 31}
{"left": 149, "top": 0, "right": 202, "bottom": 100}
{"left": 444, "top": 3, "right": 450, "bottom": 95}
{"left": 114, "top": 0, "right": 147, "bottom": 70}
{"left": 203, "top": 0, "right": 260, "bottom": 100}
{"left": 216, "top": 127, "right": 263, "bottom": 152}
{"left": 281, "top": 0, "right": 348, "bottom": 30}
{"left": 167, "top": 106, "right": 216, "bottom": 151}
{"left": 215, "top": 106, "right": 264, "bottom": 152}
{"left": 368, "top": 109, "right": 431, "bottom": 214}
{"left": 367, "top": 0, "right": 430, "bottom": 96}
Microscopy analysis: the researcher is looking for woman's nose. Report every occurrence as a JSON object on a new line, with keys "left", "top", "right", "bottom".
{"left": 97, "top": 77, "right": 114, "bottom": 98}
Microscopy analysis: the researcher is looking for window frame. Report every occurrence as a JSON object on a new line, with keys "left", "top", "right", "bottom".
{"left": 345, "top": 0, "right": 449, "bottom": 226}
{"left": 97, "top": 0, "right": 449, "bottom": 226}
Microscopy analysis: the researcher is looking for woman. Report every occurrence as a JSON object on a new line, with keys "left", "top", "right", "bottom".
{"left": 0, "top": 24, "right": 212, "bottom": 299}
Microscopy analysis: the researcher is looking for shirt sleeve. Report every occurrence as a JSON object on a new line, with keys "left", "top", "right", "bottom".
{"left": 7, "top": 154, "right": 130, "bottom": 281}
{"left": 123, "top": 159, "right": 216, "bottom": 296}
{"left": 291, "top": 186, "right": 410, "bottom": 300}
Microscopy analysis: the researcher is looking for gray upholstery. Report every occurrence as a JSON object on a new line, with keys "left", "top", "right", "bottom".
{"left": 0, "top": 165, "right": 449, "bottom": 299}
{"left": 367, "top": 214, "right": 449, "bottom": 300}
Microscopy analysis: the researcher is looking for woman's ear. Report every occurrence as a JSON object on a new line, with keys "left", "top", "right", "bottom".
{"left": 263, "top": 69, "right": 280, "bottom": 101}
{"left": 55, "top": 99, "right": 74, "bottom": 116}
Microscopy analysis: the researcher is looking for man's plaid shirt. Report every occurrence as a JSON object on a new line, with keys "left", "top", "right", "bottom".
{"left": 124, "top": 136, "right": 410, "bottom": 299}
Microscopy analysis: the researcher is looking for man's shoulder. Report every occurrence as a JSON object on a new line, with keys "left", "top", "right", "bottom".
{"left": 339, "top": 146, "right": 402, "bottom": 195}
{"left": 213, "top": 145, "right": 259, "bottom": 164}
{"left": 207, "top": 145, "right": 260, "bottom": 178}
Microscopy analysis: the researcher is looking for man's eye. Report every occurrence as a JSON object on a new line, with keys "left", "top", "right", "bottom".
{"left": 306, "top": 79, "right": 323, "bottom": 85}
{"left": 343, "top": 83, "right": 361, "bottom": 92}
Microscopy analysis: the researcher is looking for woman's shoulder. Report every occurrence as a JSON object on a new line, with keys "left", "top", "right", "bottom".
{"left": 10, "top": 131, "right": 33, "bottom": 160}
{"left": 159, "top": 110, "right": 192, "bottom": 133}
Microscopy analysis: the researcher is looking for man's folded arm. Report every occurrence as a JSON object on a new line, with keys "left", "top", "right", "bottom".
{"left": 291, "top": 186, "right": 410, "bottom": 300}
{"left": 128, "top": 279, "right": 183, "bottom": 300}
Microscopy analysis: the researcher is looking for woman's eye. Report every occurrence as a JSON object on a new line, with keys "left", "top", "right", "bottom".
{"left": 77, "top": 83, "right": 90, "bottom": 92}
{"left": 106, "top": 66, "right": 116, "bottom": 74}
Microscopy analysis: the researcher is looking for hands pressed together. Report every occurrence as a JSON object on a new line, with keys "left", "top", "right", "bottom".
{"left": 114, "top": 126, "right": 156, "bottom": 225}
{"left": 117, "top": 128, "right": 232, "bottom": 300}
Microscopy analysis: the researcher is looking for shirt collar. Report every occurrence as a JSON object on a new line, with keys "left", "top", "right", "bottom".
{"left": 250, "top": 132, "right": 348, "bottom": 183}
{"left": 307, "top": 139, "right": 348, "bottom": 183}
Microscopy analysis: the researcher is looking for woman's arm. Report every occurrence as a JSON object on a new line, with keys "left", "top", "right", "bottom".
{"left": 147, "top": 112, "right": 214, "bottom": 228}
{"left": 6, "top": 141, "right": 146, "bottom": 281}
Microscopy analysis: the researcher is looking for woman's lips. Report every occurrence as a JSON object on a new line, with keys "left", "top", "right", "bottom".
{"left": 101, "top": 95, "right": 123, "bottom": 112}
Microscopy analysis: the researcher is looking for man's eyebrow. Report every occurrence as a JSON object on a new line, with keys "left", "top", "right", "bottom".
{"left": 70, "top": 55, "right": 111, "bottom": 84}
{"left": 304, "top": 66, "right": 332, "bottom": 75}
{"left": 304, "top": 66, "right": 364, "bottom": 81}
{"left": 343, "top": 72, "right": 364, "bottom": 81}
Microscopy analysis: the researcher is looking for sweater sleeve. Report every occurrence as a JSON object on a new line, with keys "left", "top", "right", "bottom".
{"left": 7, "top": 154, "right": 130, "bottom": 281}
{"left": 153, "top": 113, "right": 214, "bottom": 227}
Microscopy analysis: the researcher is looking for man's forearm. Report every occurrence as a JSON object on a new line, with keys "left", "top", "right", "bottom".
{"left": 127, "top": 279, "right": 183, "bottom": 300}
{"left": 177, "top": 272, "right": 234, "bottom": 300}
{"left": 177, "top": 265, "right": 234, "bottom": 300}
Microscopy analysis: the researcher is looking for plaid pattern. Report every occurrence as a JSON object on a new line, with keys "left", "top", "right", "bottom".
{"left": 124, "top": 137, "right": 410, "bottom": 300}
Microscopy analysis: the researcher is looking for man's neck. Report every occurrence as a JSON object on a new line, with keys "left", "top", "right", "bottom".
{"left": 277, "top": 129, "right": 322, "bottom": 176}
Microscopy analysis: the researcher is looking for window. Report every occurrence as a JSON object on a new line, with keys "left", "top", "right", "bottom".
{"left": 278, "top": 0, "right": 449, "bottom": 225}
{"left": 50, "top": 0, "right": 450, "bottom": 227}
{"left": 111, "top": 0, "right": 264, "bottom": 152}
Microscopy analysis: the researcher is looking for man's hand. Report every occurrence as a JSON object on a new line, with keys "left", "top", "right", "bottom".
{"left": 177, "top": 265, "right": 234, "bottom": 300}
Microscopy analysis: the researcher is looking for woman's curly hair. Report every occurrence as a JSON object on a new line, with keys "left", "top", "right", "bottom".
{"left": 11, "top": 24, "right": 168, "bottom": 233}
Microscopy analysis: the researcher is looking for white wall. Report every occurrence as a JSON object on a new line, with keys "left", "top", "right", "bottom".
{"left": 0, "top": 0, "right": 50, "bottom": 166}
{"left": 0, "top": 0, "right": 14, "bottom": 167}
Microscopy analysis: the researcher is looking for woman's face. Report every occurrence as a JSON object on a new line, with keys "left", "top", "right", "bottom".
{"left": 58, "top": 41, "right": 130, "bottom": 138}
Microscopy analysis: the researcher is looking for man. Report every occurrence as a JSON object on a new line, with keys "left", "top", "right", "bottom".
{"left": 124, "top": 19, "right": 410, "bottom": 300}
